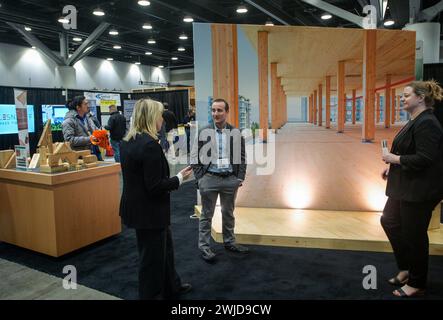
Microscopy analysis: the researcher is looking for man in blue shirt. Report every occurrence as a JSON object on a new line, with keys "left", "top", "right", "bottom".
{"left": 191, "top": 98, "right": 248, "bottom": 263}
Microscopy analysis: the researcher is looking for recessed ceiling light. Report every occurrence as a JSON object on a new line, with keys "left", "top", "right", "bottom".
{"left": 138, "top": 0, "right": 150, "bottom": 6}
{"left": 93, "top": 8, "right": 105, "bottom": 16}
{"left": 107, "top": 58, "right": 114, "bottom": 61}
{"left": 236, "top": 5, "right": 248, "bottom": 13}
{"left": 109, "top": 29, "right": 119, "bottom": 35}
{"left": 31, "top": 46, "right": 36, "bottom": 49}
{"left": 24, "top": 26, "right": 32, "bottom": 31}
{"left": 135, "top": 62, "right": 141, "bottom": 65}
{"left": 58, "top": 17, "right": 69, "bottom": 24}
{"left": 179, "top": 33, "right": 188, "bottom": 40}
{"left": 321, "top": 13, "right": 332, "bottom": 20}
{"left": 171, "top": 57, "right": 178, "bottom": 60}
{"left": 147, "top": 38, "right": 156, "bottom": 44}
{"left": 113, "top": 45, "right": 122, "bottom": 49}
{"left": 177, "top": 47, "right": 185, "bottom": 52}
{"left": 183, "top": 16, "right": 194, "bottom": 23}
{"left": 265, "top": 20, "right": 274, "bottom": 26}
{"left": 145, "top": 51, "right": 152, "bottom": 55}
{"left": 142, "top": 23, "right": 152, "bottom": 30}
{"left": 158, "top": 65, "right": 164, "bottom": 68}
{"left": 73, "top": 37, "right": 82, "bottom": 42}
{"left": 384, "top": 19, "right": 395, "bottom": 26}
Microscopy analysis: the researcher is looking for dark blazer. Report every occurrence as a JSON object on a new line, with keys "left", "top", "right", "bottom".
{"left": 386, "top": 109, "right": 443, "bottom": 202}
{"left": 119, "top": 133, "right": 179, "bottom": 229}
{"left": 191, "top": 123, "right": 247, "bottom": 181}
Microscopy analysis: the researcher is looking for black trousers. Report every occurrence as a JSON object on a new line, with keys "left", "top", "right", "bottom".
{"left": 135, "top": 227, "right": 181, "bottom": 300}
{"left": 381, "top": 197, "right": 440, "bottom": 288}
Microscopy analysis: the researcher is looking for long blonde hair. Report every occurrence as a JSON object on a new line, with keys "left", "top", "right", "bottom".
{"left": 124, "top": 99, "right": 164, "bottom": 141}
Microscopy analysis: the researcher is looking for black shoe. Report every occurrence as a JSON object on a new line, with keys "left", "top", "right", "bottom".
{"left": 178, "top": 283, "right": 192, "bottom": 295}
{"left": 200, "top": 248, "right": 216, "bottom": 262}
{"left": 224, "top": 243, "right": 249, "bottom": 254}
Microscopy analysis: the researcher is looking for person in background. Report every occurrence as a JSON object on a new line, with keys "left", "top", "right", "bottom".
{"left": 62, "top": 96, "right": 99, "bottom": 153}
{"left": 162, "top": 102, "right": 179, "bottom": 154}
{"left": 105, "top": 105, "right": 126, "bottom": 163}
{"left": 87, "top": 105, "right": 101, "bottom": 129}
{"left": 183, "top": 106, "right": 196, "bottom": 155}
{"left": 120, "top": 98, "right": 193, "bottom": 300}
{"left": 381, "top": 80, "right": 443, "bottom": 298}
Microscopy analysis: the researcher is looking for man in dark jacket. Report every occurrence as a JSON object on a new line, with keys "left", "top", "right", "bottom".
{"left": 105, "top": 105, "right": 126, "bottom": 162}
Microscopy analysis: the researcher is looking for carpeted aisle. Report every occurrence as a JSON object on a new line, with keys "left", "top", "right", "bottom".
{"left": 1, "top": 181, "right": 443, "bottom": 300}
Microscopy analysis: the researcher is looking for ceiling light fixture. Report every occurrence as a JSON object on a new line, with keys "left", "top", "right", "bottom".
{"left": 109, "top": 29, "right": 119, "bottom": 35}
{"left": 24, "top": 26, "right": 32, "bottom": 31}
{"left": 31, "top": 46, "right": 36, "bottom": 49}
{"left": 236, "top": 5, "right": 248, "bottom": 14}
{"left": 135, "top": 62, "right": 141, "bottom": 65}
{"left": 177, "top": 47, "right": 185, "bottom": 52}
{"left": 113, "top": 45, "right": 122, "bottom": 49}
{"left": 171, "top": 57, "right": 178, "bottom": 60}
{"left": 179, "top": 33, "right": 188, "bottom": 40}
{"left": 93, "top": 8, "right": 105, "bottom": 16}
{"left": 183, "top": 16, "right": 194, "bottom": 23}
{"left": 142, "top": 23, "right": 152, "bottom": 30}
{"left": 138, "top": 0, "right": 150, "bottom": 6}
{"left": 265, "top": 20, "right": 274, "bottom": 26}
{"left": 145, "top": 51, "right": 152, "bottom": 55}
{"left": 147, "top": 38, "right": 156, "bottom": 44}
{"left": 158, "top": 65, "right": 164, "bottom": 68}
{"left": 384, "top": 19, "right": 395, "bottom": 26}
{"left": 107, "top": 58, "right": 114, "bottom": 61}
{"left": 73, "top": 37, "right": 82, "bottom": 42}
{"left": 321, "top": 13, "right": 332, "bottom": 20}
{"left": 58, "top": 17, "right": 69, "bottom": 24}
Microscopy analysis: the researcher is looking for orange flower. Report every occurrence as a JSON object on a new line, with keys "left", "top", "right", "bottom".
{"left": 90, "top": 130, "right": 112, "bottom": 152}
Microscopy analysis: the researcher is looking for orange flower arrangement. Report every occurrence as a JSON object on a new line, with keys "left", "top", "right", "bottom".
{"left": 90, "top": 129, "right": 112, "bottom": 152}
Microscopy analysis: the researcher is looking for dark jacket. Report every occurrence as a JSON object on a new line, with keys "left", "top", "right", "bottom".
{"left": 105, "top": 111, "right": 127, "bottom": 141}
{"left": 191, "top": 123, "right": 247, "bottom": 182}
{"left": 386, "top": 109, "right": 443, "bottom": 202}
{"left": 119, "top": 133, "right": 180, "bottom": 229}
{"left": 162, "top": 110, "right": 178, "bottom": 133}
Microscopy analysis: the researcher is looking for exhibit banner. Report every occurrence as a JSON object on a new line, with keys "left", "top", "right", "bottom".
{"left": 13, "top": 88, "right": 30, "bottom": 156}
{"left": 123, "top": 100, "right": 137, "bottom": 129}
{"left": 84, "top": 92, "right": 122, "bottom": 107}
{"left": 99, "top": 100, "right": 117, "bottom": 113}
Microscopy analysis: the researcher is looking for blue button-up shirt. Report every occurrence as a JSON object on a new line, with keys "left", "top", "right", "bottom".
{"left": 207, "top": 124, "right": 233, "bottom": 174}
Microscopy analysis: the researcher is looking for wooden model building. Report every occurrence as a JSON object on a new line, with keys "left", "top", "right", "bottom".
{"left": 0, "top": 149, "right": 16, "bottom": 169}
{"left": 36, "top": 120, "right": 98, "bottom": 173}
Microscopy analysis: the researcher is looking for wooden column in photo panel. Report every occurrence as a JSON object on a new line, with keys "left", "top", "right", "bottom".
{"left": 376, "top": 92, "right": 381, "bottom": 123}
{"left": 211, "top": 24, "right": 239, "bottom": 128}
{"left": 385, "top": 74, "right": 391, "bottom": 128}
{"left": 282, "top": 86, "right": 287, "bottom": 126}
{"left": 318, "top": 84, "right": 323, "bottom": 126}
{"left": 362, "top": 29, "right": 376, "bottom": 142}
{"left": 352, "top": 89, "right": 357, "bottom": 124}
{"left": 270, "top": 62, "right": 279, "bottom": 129}
{"left": 309, "top": 94, "right": 313, "bottom": 123}
{"left": 337, "top": 61, "right": 345, "bottom": 132}
{"left": 391, "top": 88, "right": 396, "bottom": 125}
{"left": 313, "top": 90, "right": 317, "bottom": 125}
{"left": 343, "top": 93, "right": 347, "bottom": 124}
{"left": 396, "top": 95, "right": 401, "bottom": 122}
{"left": 325, "top": 76, "right": 331, "bottom": 128}
{"left": 277, "top": 77, "right": 282, "bottom": 128}
{"left": 258, "top": 30, "right": 269, "bottom": 141}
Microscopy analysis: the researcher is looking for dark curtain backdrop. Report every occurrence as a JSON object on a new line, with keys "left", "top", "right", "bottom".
{"left": 0, "top": 86, "right": 188, "bottom": 153}
{"left": 424, "top": 63, "right": 443, "bottom": 126}
{"left": 131, "top": 90, "right": 189, "bottom": 123}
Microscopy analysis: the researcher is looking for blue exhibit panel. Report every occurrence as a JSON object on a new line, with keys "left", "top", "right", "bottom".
{"left": 0, "top": 104, "right": 35, "bottom": 134}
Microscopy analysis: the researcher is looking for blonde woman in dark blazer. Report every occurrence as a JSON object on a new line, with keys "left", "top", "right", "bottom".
{"left": 381, "top": 80, "right": 443, "bottom": 297}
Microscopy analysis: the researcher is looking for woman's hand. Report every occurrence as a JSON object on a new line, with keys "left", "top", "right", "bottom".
{"left": 179, "top": 166, "right": 193, "bottom": 181}
{"left": 90, "top": 135, "right": 99, "bottom": 143}
{"left": 381, "top": 167, "right": 389, "bottom": 180}
{"left": 382, "top": 152, "right": 400, "bottom": 165}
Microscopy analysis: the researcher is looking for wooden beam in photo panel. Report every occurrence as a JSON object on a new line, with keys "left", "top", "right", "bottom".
{"left": 385, "top": 74, "right": 391, "bottom": 128}
{"left": 318, "top": 84, "right": 323, "bottom": 126}
{"left": 352, "top": 89, "right": 356, "bottom": 124}
{"left": 258, "top": 30, "right": 269, "bottom": 141}
{"left": 391, "top": 88, "right": 396, "bottom": 125}
{"left": 362, "top": 29, "right": 376, "bottom": 142}
{"left": 309, "top": 94, "right": 313, "bottom": 123}
{"left": 313, "top": 90, "right": 317, "bottom": 125}
{"left": 337, "top": 61, "right": 345, "bottom": 133}
{"left": 211, "top": 24, "right": 239, "bottom": 128}
{"left": 270, "top": 63, "right": 279, "bottom": 130}
{"left": 376, "top": 92, "right": 381, "bottom": 123}
{"left": 278, "top": 79, "right": 284, "bottom": 128}
{"left": 326, "top": 76, "right": 331, "bottom": 129}
{"left": 282, "top": 85, "right": 287, "bottom": 126}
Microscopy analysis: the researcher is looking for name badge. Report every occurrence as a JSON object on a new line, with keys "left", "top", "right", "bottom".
{"left": 216, "top": 158, "right": 230, "bottom": 169}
